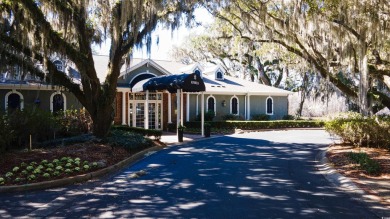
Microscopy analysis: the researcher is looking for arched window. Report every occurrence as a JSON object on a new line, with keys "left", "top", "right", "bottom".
{"left": 53, "top": 60, "right": 64, "bottom": 72}
{"left": 216, "top": 71, "right": 223, "bottom": 80}
{"left": 231, "top": 96, "right": 239, "bottom": 115}
{"left": 50, "top": 92, "right": 67, "bottom": 113}
{"left": 5, "top": 90, "right": 24, "bottom": 112}
{"left": 207, "top": 96, "right": 215, "bottom": 113}
{"left": 266, "top": 97, "right": 273, "bottom": 115}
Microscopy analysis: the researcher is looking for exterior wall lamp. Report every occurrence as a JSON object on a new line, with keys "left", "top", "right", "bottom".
{"left": 222, "top": 100, "right": 226, "bottom": 107}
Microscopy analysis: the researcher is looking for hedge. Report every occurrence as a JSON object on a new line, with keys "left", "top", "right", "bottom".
{"left": 112, "top": 125, "right": 162, "bottom": 140}
{"left": 184, "top": 120, "right": 324, "bottom": 130}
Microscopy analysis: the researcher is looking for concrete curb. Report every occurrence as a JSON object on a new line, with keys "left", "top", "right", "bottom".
{"left": 315, "top": 149, "right": 389, "bottom": 217}
{"left": 0, "top": 145, "right": 164, "bottom": 193}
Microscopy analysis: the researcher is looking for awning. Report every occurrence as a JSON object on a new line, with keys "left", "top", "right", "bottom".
{"left": 131, "top": 73, "right": 206, "bottom": 93}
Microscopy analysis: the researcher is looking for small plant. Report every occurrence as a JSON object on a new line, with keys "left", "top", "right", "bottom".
{"left": 61, "top": 157, "right": 69, "bottom": 162}
{"left": 75, "top": 157, "right": 81, "bottom": 162}
{"left": 53, "top": 159, "right": 60, "bottom": 163}
{"left": 177, "top": 124, "right": 186, "bottom": 131}
{"left": 26, "top": 166, "right": 34, "bottom": 171}
{"left": 74, "top": 161, "right": 80, "bottom": 166}
{"left": 5, "top": 172, "right": 13, "bottom": 178}
{"left": 348, "top": 152, "right": 381, "bottom": 175}
{"left": 74, "top": 167, "right": 81, "bottom": 172}
{"left": 56, "top": 166, "right": 63, "bottom": 171}
{"left": 83, "top": 161, "right": 89, "bottom": 165}
{"left": 21, "top": 170, "right": 28, "bottom": 176}
{"left": 47, "top": 163, "right": 54, "bottom": 168}
{"left": 65, "top": 163, "right": 72, "bottom": 168}
{"left": 37, "top": 165, "right": 44, "bottom": 170}
{"left": 67, "top": 158, "right": 74, "bottom": 163}
{"left": 0, "top": 177, "right": 4, "bottom": 185}
{"left": 46, "top": 168, "right": 53, "bottom": 172}
{"left": 20, "top": 162, "right": 27, "bottom": 167}
{"left": 65, "top": 169, "right": 72, "bottom": 174}
{"left": 83, "top": 165, "right": 90, "bottom": 170}
{"left": 14, "top": 177, "right": 22, "bottom": 183}
{"left": 41, "top": 160, "right": 48, "bottom": 165}
{"left": 43, "top": 173, "right": 50, "bottom": 178}
{"left": 12, "top": 166, "right": 20, "bottom": 172}
{"left": 33, "top": 169, "right": 42, "bottom": 174}
{"left": 92, "top": 162, "right": 98, "bottom": 168}
{"left": 30, "top": 161, "right": 38, "bottom": 166}
{"left": 28, "top": 174, "right": 36, "bottom": 181}
{"left": 53, "top": 171, "right": 60, "bottom": 176}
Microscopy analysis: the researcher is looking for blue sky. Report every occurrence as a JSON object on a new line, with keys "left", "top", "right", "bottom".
{"left": 94, "top": 8, "right": 213, "bottom": 60}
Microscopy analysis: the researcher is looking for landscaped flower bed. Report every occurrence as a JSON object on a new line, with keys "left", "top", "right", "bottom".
{"left": 0, "top": 156, "right": 100, "bottom": 186}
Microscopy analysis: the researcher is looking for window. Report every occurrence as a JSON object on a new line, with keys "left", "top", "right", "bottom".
{"left": 266, "top": 97, "right": 273, "bottom": 115}
{"left": 50, "top": 92, "right": 67, "bottom": 113}
{"left": 53, "top": 60, "right": 63, "bottom": 72}
{"left": 5, "top": 91, "right": 24, "bottom": 112}
{"left": 231, "top": 96, "right": 239, "bottom": 115}
{"left": 216, "top": 71, "right": 223, "bottom": 80}
{"left": 207, "top": 96, "right": 215, "bottom": 113}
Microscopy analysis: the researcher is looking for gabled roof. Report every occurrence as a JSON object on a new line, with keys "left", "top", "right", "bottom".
{"left": 120, "top": 59, "right": 173, "bottom": 77}
{"left": 203, "top": 75, "right": 292, "bottom": 96}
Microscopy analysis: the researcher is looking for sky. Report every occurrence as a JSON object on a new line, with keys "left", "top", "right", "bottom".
{"left": 94, "top": 8, "right": 213, "bottom": 60}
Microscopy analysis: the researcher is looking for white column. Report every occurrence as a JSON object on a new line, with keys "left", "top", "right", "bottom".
{"left": 176, "top": 89, "right": 181, "bottom": 130}
{"left": 145, "top": 90, "right": 149, "bottom": 129}
{"left": 196, "top": 94, "right": 199, "bottom": 116}
{"left": 201, "top": 92, "right": 205, "bottom": 137}
{"left": 244, "top": 94, "right": 247, "bottom": 120}
{"left": 247, "top": 94, "right": 251, "bottom": 121}
{"left": 180, "top": 89, "right": 184, "bottom": 126}
{"left": 168, "top": 92, "right": 172, "bottom": 123}
{"left": 122, "top": 92, "right": 126, "bottom": 125}
{"left": 186, "top": 93, "right": 190, "bottom": 122}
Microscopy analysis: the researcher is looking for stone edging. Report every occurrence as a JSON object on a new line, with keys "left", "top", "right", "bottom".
{"left": 315, "top": 149, "right": 389, "bottom": 217}
{"left": 0, "top": 145, "right": 164, "bottom": 193}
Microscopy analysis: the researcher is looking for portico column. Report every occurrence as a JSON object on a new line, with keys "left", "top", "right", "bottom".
{"left": 186, "top": 93, "right": 190, "bottom": 122}
{"left": 247, "top": 94, "right": 251, "bottom": 121}
{"left": 201, "top": 92, "right": 205, "bottom": 137}
{"left": 177, "top": 89, "right": 181, "bottom": 130}
{"left": 181, "top": 90, "right": 184, "bottom": 126}
{"left": 145, "top": 90, "right": 149, "bottom": 129}
{"left": 168, "top": 92, "right": 172, "bottom": 123}
{"left": 122, "top": 91, "right": 126, "bottom": 125}
{"left": 245, "top": 94, "right": 247, "bottom": 120}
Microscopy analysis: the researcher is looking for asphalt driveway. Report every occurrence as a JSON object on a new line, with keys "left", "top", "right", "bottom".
{"left": 0, "top": 130, "right": 380, "bottom": 218}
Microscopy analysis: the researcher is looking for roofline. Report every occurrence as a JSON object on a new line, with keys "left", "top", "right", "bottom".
{"left": 0, "top": 84, "right": 64, "bottom": 91}
{"left": 120, "top": 59, "right": 172, "bottom": 77}
{"left": 186, "top": 91, "right": 291, "bottom": 96}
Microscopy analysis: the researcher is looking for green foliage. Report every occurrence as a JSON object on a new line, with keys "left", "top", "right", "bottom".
{"left": 112, "top": 125, "right": 162, "bottom": 140}
{"left": 325, "top": 112, "right": 390, "bottom": 148}
{"left": 185, "top": 120, "right": 324, "bottom": 130}
{"left": 107, "top": 129, "right": 153, "bottom": 152}
{"left": 196, "top": 110, "right": 215, "bottom": 121}
{"left": 55, "top": 108, "right": 92, "bottom": 137}
{"left": 0, "top": 113, "right": 14, "bottom": 154}
{"left": 347, "top": 152, "right": 381, "bottom": 175}
{"left": 222, "top": 114, "right": 242, "bottom": 121}
{"left": 251, "top": 114, "right": 270, "bottom": 121}
{"left": 282, "top": 115, "right": 296, "bottom": 120}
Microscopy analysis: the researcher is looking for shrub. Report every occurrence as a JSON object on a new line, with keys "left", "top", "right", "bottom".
{"left": 222, "top": 114, "right": 242, "bottom": 121}
{"left": 325, "top": 112, "right": 390, "bottom": 148}
{"left": 12, "top": 167, "right": 20, "bottom": 172}
{"left": 347, "top": 152, "right": 381, "bottom": 175}
{"left": 28, "top": 174, "right": 36, "bottom": 181}
{"left": 5, "top": 172, "right": 13, "bottom": 178}
{"left": 184, "top": 120, "right": 324, "bottom": 130}
{"left": 107, "top": 129, "right": 153, "bottom": 152}
{"left": 0, "top": 113, "right": 14, "bottom": 154}
{"left": 0, "top": 177, "right": 4, "bottom": 185}
{"left": 196, "top": 110, "right": 215, "bottom": 121}
{"left": 251, "top": 114, "right": 270, "bottom": 121}
{"left": 112, "top": 126, "right": 162, "bottom": 140}
{"left": 55, "top": 108, "right": 92, "bottom": 137}
{"left": 282, "top": 115, "right": 295, "bottom": 120}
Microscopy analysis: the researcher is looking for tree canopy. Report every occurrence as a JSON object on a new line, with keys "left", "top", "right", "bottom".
{"left": 201, "top": 0, "right": 390, "bottom": 114}
{"left": 0, "top": 0, "right": 200, "bottom": 137}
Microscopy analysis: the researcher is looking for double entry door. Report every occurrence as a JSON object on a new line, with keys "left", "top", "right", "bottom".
{"left": 129, "top": 93, "right": 162, "bottom": 130}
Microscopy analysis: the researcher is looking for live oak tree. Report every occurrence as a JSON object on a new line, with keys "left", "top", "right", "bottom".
{"left": 0, "top": 0, "right": 198, "bottom": 137}
{"left": 204, "top": 0, "right": 390, "bottom": 115}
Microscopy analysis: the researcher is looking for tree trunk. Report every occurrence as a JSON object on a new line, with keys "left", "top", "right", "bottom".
{"left": 255, "top": 57, "right": 271, "bottom": 85}
{"left": 359, "top": 35, "right": 370, "bottom": 116}
{"left": 90, "top": 102, "right": 115, "bottom": 138}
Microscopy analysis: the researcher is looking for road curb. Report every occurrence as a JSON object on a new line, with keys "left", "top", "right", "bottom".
{"left": 0, "top": 145, "right": 164, "bottom": 193}
{"left": 315, "top": 149, "right": 389, "bottom": 217}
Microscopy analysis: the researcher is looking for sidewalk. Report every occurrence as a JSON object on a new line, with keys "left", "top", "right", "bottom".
{"left": 159, "top": 132, "right": 206, "bottom": 145}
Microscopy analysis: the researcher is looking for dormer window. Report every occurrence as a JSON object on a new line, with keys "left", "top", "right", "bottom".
{"left": 194, "top": 69, "right": 202, "bottom": 78}
{"left": 53, "top": 60, "right": 64, "bottom": 72}
{"left": 215, "top": 70, "right": 224, "bottom": 80}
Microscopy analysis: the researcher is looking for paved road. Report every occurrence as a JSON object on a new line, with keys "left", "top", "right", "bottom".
{"left": 0, "top": 130, "right": 380, "bottom": 218}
